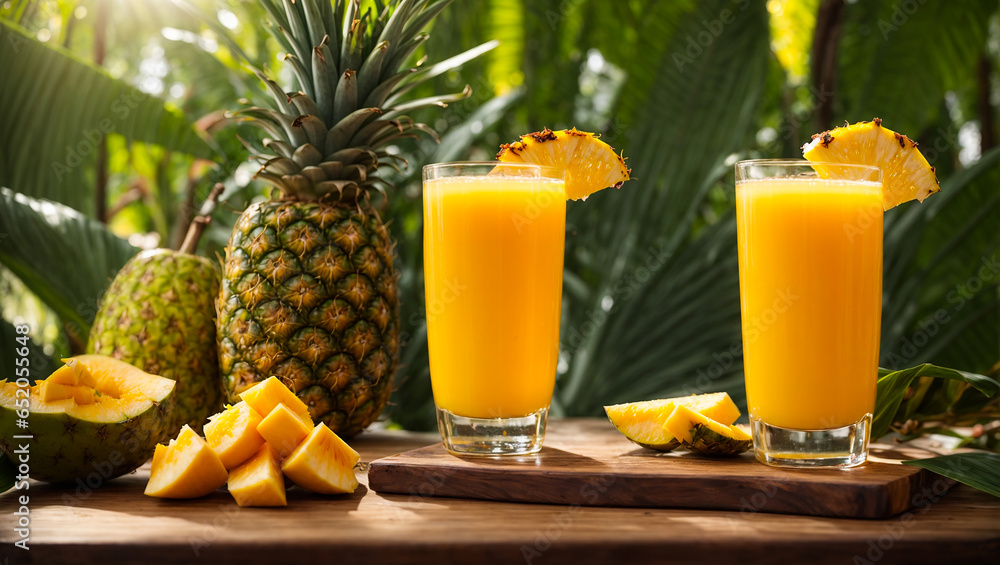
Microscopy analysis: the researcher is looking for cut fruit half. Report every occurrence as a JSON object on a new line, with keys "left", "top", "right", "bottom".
{"left": 257, "top": 402, "right": 313, "bottom": 458}
{"left": 239, "top": 376, "right": 313, "bottom": 425}
{"left": 205, "top": 401, "right": 266, "bottom": 470}
{"left": 3, "top": 356, "right": 175, "bottom": 423}
{"left": 497, "top": 128, "right": 631, "bottom": 200}
{"left": 604, "top": 392, "right": 741, "bottom": 451}
{"left": 145, "top": 425, "right": 228, "bottom": 498}
{"left": 281, "top": 423, "right": 360, "bottom": 495}
{"left": 663, "top": 405, "right": 752, "bottom": 456}
{"left": 0, "top": 355, "right": 176, "bottom": 484}
{"left": 228, "top": 443, "right": 286, "bottom": 507}
{"left": 802, "top": 118, "right": 940, "bottom": 210}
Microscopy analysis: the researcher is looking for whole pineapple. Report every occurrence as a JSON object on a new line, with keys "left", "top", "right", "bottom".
{"left": 218, "top": 0, "right": 478, "bottom": 437}
{"left": 89, "top": 186, "right": 226, "bottom": 432}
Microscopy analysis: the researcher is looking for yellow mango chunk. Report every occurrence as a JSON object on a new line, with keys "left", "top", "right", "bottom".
{"left": 205, "top": 402, "right": 266, "bottom": 470}
{"left": 38, "top": 380, "right": 96, "bottom": 405}
{"left": 46, "top": 364, "right": 79, "bottom": 386}
{"left": 257, "top": 403, "right": 312, "bottom": 458}
{"left": 228, "top": 443, "right": 286, "bottom": 507}
{"left": 238, "top": 377, "right": 313, "bottom": 424}
{"left": 281, "top": 423, "right": 359, "bottom": 495}
{"left": 151, "top": 443, "right": 167, "bottom": 475}
{"left": 46, "top": 358, "right": 98, "bottom": 388}
{"left": 145, "top": 425, "right": 228, "bottom": 499}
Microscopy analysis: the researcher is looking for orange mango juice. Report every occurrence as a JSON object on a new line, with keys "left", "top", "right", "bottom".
{"left": 423, "top": 175, "right": 565, "bottom": 418}
{"left": 736, "top": 177, "right": 882, "bottom": 430}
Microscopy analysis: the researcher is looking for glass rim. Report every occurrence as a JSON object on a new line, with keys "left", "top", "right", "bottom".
{"left": 735, "top": 158, "right": 881, "bottom": 173}
{"left": 422, "top": 161, "right": 565, "bottom": 177}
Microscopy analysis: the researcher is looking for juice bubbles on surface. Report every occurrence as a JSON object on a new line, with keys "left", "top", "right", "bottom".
{"left": 423, "top": 173, "right": 565, "bottom": 419}
{"left": 736, "top": 177, "right": 882, "bottom": 430}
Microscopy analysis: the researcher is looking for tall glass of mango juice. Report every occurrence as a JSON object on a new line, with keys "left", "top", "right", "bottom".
{"left": 735, "top": 160, "right": 882, "bottom": 468}
{"left": 423, "top": 163, "right": 565, "bottom": 455}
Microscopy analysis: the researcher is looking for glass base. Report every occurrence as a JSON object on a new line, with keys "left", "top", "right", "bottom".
{"left": 435, "top": 406, "right": 547, "bottom": 456}
{"left": 750, "top": 414, "right": 871, "bottom": 468}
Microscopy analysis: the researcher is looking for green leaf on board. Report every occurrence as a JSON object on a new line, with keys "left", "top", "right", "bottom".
{"left": 903, "top": 452, "right": 1000, "bottom": 498}
{"left": 873, "top": 364, "right": 1000, "bottom": 439}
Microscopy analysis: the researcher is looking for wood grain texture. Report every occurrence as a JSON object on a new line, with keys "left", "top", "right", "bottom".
{"left": 369, "top": 420, "right": 941, "bottom": 518}
{"left": 1, "top": 419, "right": 998, "bottom": 565}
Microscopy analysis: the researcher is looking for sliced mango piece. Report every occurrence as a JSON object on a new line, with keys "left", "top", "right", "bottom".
{"left": 145, "top": 425, "right": 228, "bottom": 498}
{"left": 228, "top": 443, "right": 286, "bottom": 507}
{"left": 38, "top": 380, "right": 96, "bottom": 405}
{"left": 257, "top": 403, "right": 312, "bottom": 458}
{"left": 239, "top": 377, "right": 312, "bottom": 424}
{"left": 46, "top": 358, "right": 98, "bottom": 388}
{"left": 151, "top": 443, "right": 168, "bottom": 475}
{"left": 281, "top": 423, "right": 359, "bottom": 495}
{"left": 205, "top": 401, "right": 266, "bottom": 470}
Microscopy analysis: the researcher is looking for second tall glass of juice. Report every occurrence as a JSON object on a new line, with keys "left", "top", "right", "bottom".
{"left": 736, "top": 160, "right": 882, "bottom": 467}
{"left": 423, "top": 162, "right": 565, "bottom": 455}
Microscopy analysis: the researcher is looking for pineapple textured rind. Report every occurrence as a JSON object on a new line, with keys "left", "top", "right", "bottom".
{"left": 218, "top": 201, "right": 398, "bottom": 437}
{"left": 220, "top": 0, "right": 480, "bottom": 437}
{"left": 89, "top": 249, "right": 224, "bottom": 433}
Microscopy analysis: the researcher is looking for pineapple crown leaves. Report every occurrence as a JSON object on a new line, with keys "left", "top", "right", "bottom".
{"left": 235, "top": 0, "right": 497, "bottom": 203}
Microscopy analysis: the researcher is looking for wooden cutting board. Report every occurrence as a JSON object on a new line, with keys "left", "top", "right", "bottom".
{"left": 368, "top": 420, "right": 946, "bottom": 519}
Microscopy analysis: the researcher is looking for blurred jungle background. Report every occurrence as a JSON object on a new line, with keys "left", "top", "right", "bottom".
{"left": 1, "top": 0, "right": 998, "bottom": 432}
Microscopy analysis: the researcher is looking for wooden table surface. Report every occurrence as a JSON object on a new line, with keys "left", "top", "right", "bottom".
{"left": 2, "top": 419, "right": 998, "bottom": 565}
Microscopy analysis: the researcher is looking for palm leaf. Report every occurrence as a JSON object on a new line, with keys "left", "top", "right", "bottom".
{"left": 903, "top": 452, "right": 1000, "bottom": 498}
{"left": 873, "top": 363, "right": 999, "bottom": 439}
{"left": 0, "top": 20, "right": 215, "bottom": 214}
{"left": 559, "top": 0, "right": 771, "bottom": 415}
{"left": 0, "top": 188, "right": 138, "bottom": 338}
{"left": 880, "top": 147, "right": 1000, "bottom": 373}
{"left": 836, "top": 0, "right": 995, "bottom": 134}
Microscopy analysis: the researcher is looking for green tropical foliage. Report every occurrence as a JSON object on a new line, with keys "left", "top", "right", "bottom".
{"left": 0, "top": 19, "right": 214, "bottom": 213}
{"left": 903, "top": 452, "right": 1000, "bottom": 498}
{"left": 0, "top": 1, "right": 997, "bottom": 453}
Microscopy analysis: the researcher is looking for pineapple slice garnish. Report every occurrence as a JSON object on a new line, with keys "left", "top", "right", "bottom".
{"left": 802, "top": 118, "right": 940, "bottom": 210}
{"left": 497, "top": 128, "right": 631, "bottom": 200}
